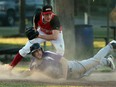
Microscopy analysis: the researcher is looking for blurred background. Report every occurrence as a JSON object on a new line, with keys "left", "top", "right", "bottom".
{"left": 0, "top": 0, "right": 116, "bottom": 63}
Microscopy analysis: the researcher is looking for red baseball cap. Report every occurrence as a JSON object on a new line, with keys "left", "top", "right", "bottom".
{"left": 42, "top": 5, "right": 53, "bottom": 15}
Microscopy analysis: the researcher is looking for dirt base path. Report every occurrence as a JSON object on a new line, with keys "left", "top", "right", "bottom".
{"left": 0, "top": 79, "right": 115, "bottom": 87}
{"left": 0, "top": 72, "right": 116, "bottom": 87}
{"left": 81, "top": 71, "right": 116, "bottom": 81}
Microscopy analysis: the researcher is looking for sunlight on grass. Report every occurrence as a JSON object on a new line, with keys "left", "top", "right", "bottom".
{"left": 0, "top": 38, "right": 28, "bottom": 45}
{"left": 14, "top": 67, "right": 28, "bottom": 71}
{"left": 0, "top": 38, "right": 52, "bottom": 46}
{"left": 94, "top": 40, "right": 105, "bottom": 48}
{"left": 0, "top": 37, "right": 105, "bottom": 48}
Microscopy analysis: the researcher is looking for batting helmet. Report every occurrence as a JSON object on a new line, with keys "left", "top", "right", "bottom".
{"left": 30, "top": 43, "right": 42, "bottom": 53}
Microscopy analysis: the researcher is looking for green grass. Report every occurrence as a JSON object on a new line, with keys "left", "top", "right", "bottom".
{"left": 93, "top": 26, "right": 114, "bottom": 38}
{"left": 0, "top": 82, "right": 87, "bottom": 87}
{"left": 0, "top": 82, "right": 45, "bottom": 87}
{"left": 0, "top": 27, "right": 19, "bottom": 37}
{"left": 0, "top": 26, "right": 115, "bottom": 55}
{"left": 0, "top": 26, "right": 108, "bottom": 47}
{"left": 0, "top": 26, "right": 114, "bottom": 56}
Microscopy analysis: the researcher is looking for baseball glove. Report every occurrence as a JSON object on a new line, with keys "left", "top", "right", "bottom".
{"left": 25, "top": 27, "right": 39, "bottom": 40}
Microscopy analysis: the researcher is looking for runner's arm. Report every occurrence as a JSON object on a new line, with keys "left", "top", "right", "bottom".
{"left": 60, "top": 57, "right": 68, "bottom": 79}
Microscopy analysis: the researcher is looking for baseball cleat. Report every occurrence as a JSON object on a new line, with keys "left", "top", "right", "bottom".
{"left": 110, "top": 40, "right": 116, "bottom": 49}
{"left": 107, "top": 55, "right": 115, "bottom": 70}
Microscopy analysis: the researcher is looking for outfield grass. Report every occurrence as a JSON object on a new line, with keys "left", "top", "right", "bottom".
{"left": 0, "top": 37, "right": 52, "bottom": 46}
{"left": 0, "top": 27, "right": 19, "bottom": 37}
{"left": 0, "top": 26, "right": 115, "bottom": 55}
{"left": 0, "top": 26, "right": 113, "bottom": 54}
{"left": 0, "top": 37, "right": 105, "bottom": 48}
{"left": 0, "top": 82, "right": 90, "bottom": 87}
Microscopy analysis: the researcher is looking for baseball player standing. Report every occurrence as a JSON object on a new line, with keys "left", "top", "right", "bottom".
{"left": 28, "top": 40, "right": 116, "bottom": 79}
{"left": 8, "top": 5, "right": 65, "bottom": 69}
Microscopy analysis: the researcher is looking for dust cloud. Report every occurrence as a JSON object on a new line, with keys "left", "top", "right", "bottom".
{"left": 0, "top": 63, "right": 63, "bottom": 82}
{"left": 82, "top": 72, "right": 116, "bottom": 81}
{"left": 0, "top": 63, "right": 116, "bottom": 82}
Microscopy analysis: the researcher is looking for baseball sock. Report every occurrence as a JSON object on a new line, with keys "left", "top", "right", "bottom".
{"left": 10, "top": 52, "right": 23, "bottom": 67}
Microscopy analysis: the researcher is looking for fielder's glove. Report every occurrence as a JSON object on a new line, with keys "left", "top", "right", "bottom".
{"left": 25, "top": 27, "right": 39, "bottom": 40}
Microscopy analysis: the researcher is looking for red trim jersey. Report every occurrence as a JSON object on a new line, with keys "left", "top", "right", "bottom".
{"left": 34, "top": 12, "right": 62, "bottom": 35}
